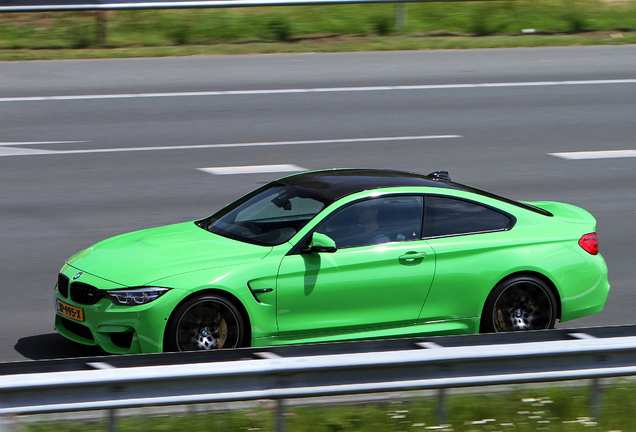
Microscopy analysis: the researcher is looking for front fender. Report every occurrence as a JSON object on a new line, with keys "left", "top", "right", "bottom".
{"left": 156, "top": 247, "right": 290, "bottom": 339}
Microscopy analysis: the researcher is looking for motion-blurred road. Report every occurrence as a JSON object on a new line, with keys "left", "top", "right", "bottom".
{"left": 1, "top": 46, "right": 635, "bottom": 362}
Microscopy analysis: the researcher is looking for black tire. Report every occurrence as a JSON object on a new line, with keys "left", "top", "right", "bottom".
{"left": 164, "top": 294, "right": 244, "bottom": 352}
{"left": 480, "top": 276, "right": 557, "bottom": 333}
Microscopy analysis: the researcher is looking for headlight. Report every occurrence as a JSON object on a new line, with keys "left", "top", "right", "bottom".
{"left": 106, "top": 287, "right": 170, "bottom": 306}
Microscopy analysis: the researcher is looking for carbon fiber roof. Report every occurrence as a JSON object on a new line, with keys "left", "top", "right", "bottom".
{"left": 277, "top": 169, "right": 459, "bottom": 201}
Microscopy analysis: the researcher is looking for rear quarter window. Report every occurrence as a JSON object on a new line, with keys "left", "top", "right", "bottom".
{"left": 423, "top": 196, "right": 513, "bottom": 238}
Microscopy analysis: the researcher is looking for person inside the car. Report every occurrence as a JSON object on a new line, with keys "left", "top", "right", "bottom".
{"left": 353, "top": 201, "right": 390, "bottom": 246}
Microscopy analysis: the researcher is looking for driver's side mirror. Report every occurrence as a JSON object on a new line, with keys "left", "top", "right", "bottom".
{"left": 301, "top": 232, "right": 337, "bottom": 254}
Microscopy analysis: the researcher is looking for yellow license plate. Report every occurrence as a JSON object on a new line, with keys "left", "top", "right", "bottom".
{"left": 57, "top": 299, "right": 85, "bottom": 322}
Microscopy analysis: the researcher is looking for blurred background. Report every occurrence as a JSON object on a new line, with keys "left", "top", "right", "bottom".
{"left": 1, "top": 2, "right": 636, "bottom": 429}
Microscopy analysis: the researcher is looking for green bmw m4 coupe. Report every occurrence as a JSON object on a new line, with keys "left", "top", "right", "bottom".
{"left": 54, "top": 169, "right": 609, "bottom": 354}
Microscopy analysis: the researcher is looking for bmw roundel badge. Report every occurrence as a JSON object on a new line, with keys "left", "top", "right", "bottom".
{"left": 73, "top": 272, "right": 82, "bottom": 280}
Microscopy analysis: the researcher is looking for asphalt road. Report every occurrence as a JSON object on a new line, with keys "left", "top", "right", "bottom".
{"left": 1, "top": 46, "right": 635, "bottom": 362}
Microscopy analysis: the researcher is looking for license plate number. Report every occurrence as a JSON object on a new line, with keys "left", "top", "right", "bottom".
{"left": 57, "top": 299, "right": 84, "bottom": 322}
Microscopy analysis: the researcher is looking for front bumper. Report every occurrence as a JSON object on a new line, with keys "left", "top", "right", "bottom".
{"left": 54, "top": 270, "right": 190, "bottom": 354}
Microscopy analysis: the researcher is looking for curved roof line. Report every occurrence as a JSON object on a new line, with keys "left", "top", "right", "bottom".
{"left": 277, "top": 169, "right": 458, "bottom": 201}
{"left": 277, "top": 169, "right": 552, "bottom": 216}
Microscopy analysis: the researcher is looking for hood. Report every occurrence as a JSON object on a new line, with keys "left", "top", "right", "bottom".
{"left": 67, "top": 222, "right": 272, "bottom": 287}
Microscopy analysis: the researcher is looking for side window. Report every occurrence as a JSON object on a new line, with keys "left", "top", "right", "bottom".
{"left": 315, "top": 196, "right": 423, "bottom": 249}
{"left": 423, "top": 196, "right": 511, "bottom": 238}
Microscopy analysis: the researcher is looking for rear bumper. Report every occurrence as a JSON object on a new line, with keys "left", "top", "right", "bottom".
{"left": 555, "top": 254, "right": 610, "bottom": 322}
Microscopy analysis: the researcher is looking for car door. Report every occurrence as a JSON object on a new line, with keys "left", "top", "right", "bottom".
{"left": 416, "top": 195, "right": 515, "bottom": 324}
{"left": 276, "top": 195, "right": 436, "bottom": 336}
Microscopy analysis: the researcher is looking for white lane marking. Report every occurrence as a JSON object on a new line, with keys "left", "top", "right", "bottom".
{"left": 0, "top": 135, "right": 461, "bottom": 157}
{"left": 254, "top": 352, "right": 283, "bottom": 359}
{"left": 0, "top": 141, "right": 88, "bottom": 146}
{"left": 417, "top": 342, "right": 444, "bottom": 349}
{"left": 550, "top": 150, "right": 636, "bottom": 160}
{"left": 0, "top": 141, "right": 88, "bottom": 156}
{"left": 2, "top": 79, "right": 635, "bottom": 102}
{"left": 198, "top": 164, "right": 306, "bottom": 175}
{"left": 568, "top": 333, "right": 597, "bottom": 340}
{"left": 0, "top": 147, "right": 56, "bottom": 156}
{"left": 86, "top": 362, "right": 116, "bottom": 370}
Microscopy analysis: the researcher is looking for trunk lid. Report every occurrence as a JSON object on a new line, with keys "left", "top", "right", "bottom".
{"left": 522, "top": 201, "right": 597, "bottom": 225}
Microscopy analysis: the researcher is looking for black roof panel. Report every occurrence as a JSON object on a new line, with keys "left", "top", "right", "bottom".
{"left": 278, "top": 169, "right": 459, "bottom": 202}
{"left": 276, "top": 169, "right": 552, "bottom": 216}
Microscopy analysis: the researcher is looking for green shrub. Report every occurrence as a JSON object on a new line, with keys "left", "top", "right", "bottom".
{"left": 371, "top": 15, "right": 392, "bottom": 35}
{"left": 169, "top": 25, "right": 191, "bottom": 45}
{"left": 468, "top": 3, "right": 506, "bottom": 36}
{"left": 267, "top": 17, "right": 292, "bottom": 41}
{"left": 64, "top": 17, "right": 95, "bottom": 48}
{"left": 561, "top": 1, "right": 589, "bottom": 33}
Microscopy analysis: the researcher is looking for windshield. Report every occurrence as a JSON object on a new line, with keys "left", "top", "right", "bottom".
{"left": 197, "top": 182, "right": 330, "bottom": 246}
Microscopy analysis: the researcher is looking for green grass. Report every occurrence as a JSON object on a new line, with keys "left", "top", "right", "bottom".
{"left": 0, "top": 0, "right": 635, "bottom": 59}
{"left": 12, "top": 379, "right": 636, "bottom": 431}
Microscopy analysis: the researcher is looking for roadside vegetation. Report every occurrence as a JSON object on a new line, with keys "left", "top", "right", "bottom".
{"left": 12, "top": 379, "right": 636, "bottom": 431}
{"left": 0, "top": 0, "right": 635, "bottom": 59}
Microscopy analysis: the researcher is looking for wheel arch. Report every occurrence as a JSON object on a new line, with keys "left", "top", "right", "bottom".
{"left": 164, "top": 288, "right": 253, "bottom": 350}
{"left": 480, "top": 270, "right": 562, "bottom": 333}
{"left": 494, "top": 271, "right": 561, "bottom": 319}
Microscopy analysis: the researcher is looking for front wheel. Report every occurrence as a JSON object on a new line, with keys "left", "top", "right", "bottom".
{"left": 164, "top": 294, "right": 244, "bottom": 351}
{"left": 480, "top": 276, "right": 557, "bottom": 333}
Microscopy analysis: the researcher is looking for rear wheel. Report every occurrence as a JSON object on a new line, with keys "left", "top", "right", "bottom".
{"left": 480, "top": 276, "right": 557, "bottom": 333}
{"left": 164, "top": 294, "right": 244, "bottom": 351}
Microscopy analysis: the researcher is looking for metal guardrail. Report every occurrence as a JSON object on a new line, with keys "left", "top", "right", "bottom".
{"left": 2, "top": 326, "right": 636, "bottom": 430}
{"left": 0, "top": 0, "right": 486, "bottom": 13}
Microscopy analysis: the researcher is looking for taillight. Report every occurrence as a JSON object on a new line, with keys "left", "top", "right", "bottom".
{"left": 579, "top": 233, "right": 598, "bottom": 255}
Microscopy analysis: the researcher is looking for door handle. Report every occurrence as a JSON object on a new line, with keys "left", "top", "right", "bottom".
{"left": 399, "top": 252, "right": 426, "bottom": 262}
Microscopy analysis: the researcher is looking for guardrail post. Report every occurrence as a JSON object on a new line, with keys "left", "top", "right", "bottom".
{"left": 436, "top": 388, "right": 447, "bottom": 425}
{"left": 96, "top": 11, "right": 107, "bottom": 45}
{"left": 590, "top": 378, "right": 604, "bottom": 422}
{"left": 107, "top": 409, "right": 118, "bottom": 432}
{"left": 395, "top": 3, "right": 407, "bottom": 29}
{"left": 275, "top": 399, "right": 287, "bottom": 432}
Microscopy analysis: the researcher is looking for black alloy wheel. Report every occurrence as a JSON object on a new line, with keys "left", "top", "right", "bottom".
{"left": 481, "top": 276, "right": 557, "bottom": 333}
{"left": 165, "top": 294, "right": 244, "bottom": 351}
